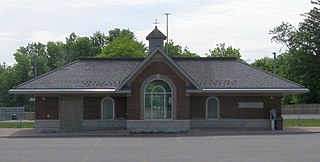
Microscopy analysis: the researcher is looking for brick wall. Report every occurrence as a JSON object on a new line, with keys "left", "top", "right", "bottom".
{"left": 127, "top": 61, "right": 190, "bottom": 120}
{"left": 83, "top": 96, "right": 127, "bottom": 119}
{"left": 35, "top": 97, "right": 59, "bottom": 119}
{"left": 190, "top": 95, "right": 282, "bottom": 119}
{"left": 83, "top": 97, "right": 101, "bottom": 119}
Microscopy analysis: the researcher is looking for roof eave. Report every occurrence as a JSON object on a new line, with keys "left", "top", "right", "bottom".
{"left": 186, "top": 88, "right": 310, "bottom": 94}
{"left": 9, "top": 89, "right": 131, "bottom": 94}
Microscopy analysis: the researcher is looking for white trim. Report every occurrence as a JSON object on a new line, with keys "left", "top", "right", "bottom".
{"left": 9, "top": 89, "right": 131, "bottom": 94}
{"left": 100, "top": 97, "right": 115, "bottom": 120}
{"left": 187, "top": 88, "right": 309, "bottom": 94}
{"left": 206, "top": 97, "right": 220, "bottom": 119}
{"left": 144, "top": 79, "right": 173, "bottom": 120}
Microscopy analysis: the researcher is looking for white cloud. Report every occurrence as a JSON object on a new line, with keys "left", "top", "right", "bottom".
{"left": 0, "top": 0, "right": 315, "bottom": 65}
{"left": 0, "top": 32, "right": 20, "bottom": 41}
{"left": 0, "top": 0, "right": 170, "bottom": 9}
{"left": 28, "top": 31, "right": 68, "bottom": 44}
{"left": 140, "top": 0, "right": 313, "bottom": 62}
{"left": 61, "top": 0, "right": 169, "bottom": 8}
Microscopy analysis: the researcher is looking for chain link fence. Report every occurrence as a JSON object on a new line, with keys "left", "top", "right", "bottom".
{"left": 282, "top": 104, "right": 320, "bottom": 120}
{"left": 0, "top": 107, "right": 24, "bottom": 121}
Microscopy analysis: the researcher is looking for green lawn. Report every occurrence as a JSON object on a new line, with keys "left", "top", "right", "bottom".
{"left": 0, "top": 122, "right": 34, "bottom": 128}
{"left": 283, "top": 119, "right": 320, "bottom": 127}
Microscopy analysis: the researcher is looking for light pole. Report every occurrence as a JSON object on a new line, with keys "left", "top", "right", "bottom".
{"left": 272, "top": 52, "right": 276, "bottom": 75}
{"left": 164, "top": 12, "right": 170, "bottom": 55}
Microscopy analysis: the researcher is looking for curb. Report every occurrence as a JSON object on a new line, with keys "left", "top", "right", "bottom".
{"left": 1, "top": 129, "right": 320, "bottom": 138}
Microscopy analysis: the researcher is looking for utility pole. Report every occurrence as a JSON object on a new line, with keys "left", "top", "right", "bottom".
{"left": 272, "top": 52, "right": 276, "bottom": 75}
{"left": 164, "top": 12, "right": 170, "bottom": 54}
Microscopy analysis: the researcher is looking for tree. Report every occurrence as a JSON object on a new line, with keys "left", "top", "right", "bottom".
{"left": 90, "top": 31, "right": 108, "bottom": 55}
{"left": 164, "top": 40, "right": 200, "bottom": 58}
{"left": 47, "top": 41, "right": 65, "bottom": 70}
{"left": 251, "top": 53, "right": 296, "bottom": 104}
{"left": 64, "top": 33, "right": 97, "bottom": 62}
{"left": 269, "top": 0, "right": 320, "bottom": 103}
{"left": 208, "top": 43, "right": 242, "bottom": 60}
{"left": 98, "top": 34, "right": 147, "bottom": 58}
{"left": 251, "top": 56, "right": 274, "bottom": 73}
{"left": 180, "top": 47, "right": 200, "bottom": 58}
{"left": 107, "top": 28, "right": 134, "bottom": 43}
{"left": 13, "top": 42, "right": 48, "bottom": 81}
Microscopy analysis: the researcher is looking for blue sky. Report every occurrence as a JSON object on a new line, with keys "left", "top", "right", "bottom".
{"left": 0, "top": 0, "right": 313, "bottom": 65}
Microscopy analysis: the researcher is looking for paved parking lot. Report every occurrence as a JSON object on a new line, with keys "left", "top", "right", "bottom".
{"left": 0, "top": 134, "right": 320, "bottom": 162}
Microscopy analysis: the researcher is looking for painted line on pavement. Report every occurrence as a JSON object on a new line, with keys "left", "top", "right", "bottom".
{"left": 177, "top": 137, "right": 188, "bottom": 147}
{"left": 142, "top": 156, "right": 147, "bottom": 162}
{"left": 94, "top": 139, "right": 102, "bottom": 148}
{"left": 47, "top": 139, "right": 62, "bottom": 148}
{"left": 82, "top": 156, "right": 89, "bottom": 162}
{"left": 138, "top": 138, "right": 143, "bottom": 146}
{"left": 22, "top": 156, "right": 32, "bottom": 162}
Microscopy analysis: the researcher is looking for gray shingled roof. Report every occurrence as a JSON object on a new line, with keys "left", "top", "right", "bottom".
{"left": 146, "top": 26, "right": 167, "bottom": 40}
{"left": 174, "top": 58, "right": 303, "bottom": 89}
{"left": 15, "top": 58, "right": 143, "bottom": 89}
{"left": 13, "top": 57, "right": 304, "bottom": 90}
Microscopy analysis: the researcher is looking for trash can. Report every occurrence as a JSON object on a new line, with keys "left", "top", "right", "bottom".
{"left": 276, "top": 116, "right": 283, "bottom": 130}
{"left": 11, "top": 114, "right": 17, "bottom": 120}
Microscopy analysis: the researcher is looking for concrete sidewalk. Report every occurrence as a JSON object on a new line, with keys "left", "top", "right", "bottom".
{"left": 1, "top": 127, "right": 320, "bottom": 138}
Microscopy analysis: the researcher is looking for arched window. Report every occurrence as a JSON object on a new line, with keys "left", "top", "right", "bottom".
{"left": 206, "top": 97, "right": 219, "bottom": 119}
{"left": 101, "top": 97, "right": 114, "bottom": 119}
{"left": 145, "top": 80, "right": 172, "bottom": 119}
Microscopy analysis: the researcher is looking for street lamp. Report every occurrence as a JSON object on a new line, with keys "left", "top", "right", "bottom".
{"left": 272, "top": 52, "right": 276, "bottom": 75}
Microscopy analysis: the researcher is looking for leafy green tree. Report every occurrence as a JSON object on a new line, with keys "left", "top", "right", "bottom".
{"left": 180, "top": 48, "right": 200, "bottom": 58}
{"left": 164, "top": 40, "right": 200, "bottom": 58}
{"left": 13, "top": 42, "right": 48, "bottom": 81}
{"left": 251, "top": 53, "right": 296, "bottom": 104}
{"left": 251, "top": 56, "right": 274, "bottom": 73}
{"left": 90, "top": 31, "right": 108, "bottom": 55}
{"left": 107, "top": 28, "right": 134, "bottom": 43}
{"left": 165, "top": 41, "right": 182, "bottom": 57}
{"left": 98, "top": 34, "right": 147, "bottom": 58}
{"left": 47, "top": 41, "right": 65, "bottom": 70}
{"left": 208, "top": 43, "right": 242, "bottom": 60}
{"left": 0, "top": 64, "right": 30, "bottom": 109}
{"left": 64, "top": 33, "right": 96, "bottom": 62}
{"left": 269, "top": 0, "right": 320, "bottom": 103}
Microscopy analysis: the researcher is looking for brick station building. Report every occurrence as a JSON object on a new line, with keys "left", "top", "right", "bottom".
{"left": 9, "top": 27, "right": 308, "bottom": 132}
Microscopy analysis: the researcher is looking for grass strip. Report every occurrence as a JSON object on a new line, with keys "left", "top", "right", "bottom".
{"left": 284, "top": 119, "right": 320, "bottom": 127}
{"left": 0, "top": 122, "right": 34, "bottom": 128}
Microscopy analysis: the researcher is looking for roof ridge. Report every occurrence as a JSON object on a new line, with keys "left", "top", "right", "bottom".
{"left": 79, "top": 57, "right": 145, "bottom": 61}
{"left": 173, "top": 57, "right": 237, "bottom": 60}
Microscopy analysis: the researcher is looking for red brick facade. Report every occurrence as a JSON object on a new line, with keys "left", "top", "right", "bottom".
{"left": 190, "top": 95, "right": 282, "bottom": 119}
{"left": 35, "top": 97, "right": 59, "bottom": 119}
{"left": 83, "top": 96, "right": 127, "bottom": 119}
{"left": 127, "top": 61, "right": 191, "bottom": 120}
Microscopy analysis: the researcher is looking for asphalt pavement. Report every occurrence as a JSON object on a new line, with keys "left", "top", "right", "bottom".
{"left": 0, "top": 133, "right": 320, "bottom": 162}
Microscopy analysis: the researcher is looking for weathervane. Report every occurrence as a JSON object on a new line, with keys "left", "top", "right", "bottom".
{"left": 153, "top": 19, "right": 160, "bottom": 27}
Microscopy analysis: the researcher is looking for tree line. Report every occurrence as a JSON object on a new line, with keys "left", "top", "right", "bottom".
{"left": 0, "top": 28, "right": 235, "bottom": 110}
{"left": 252, "top": 0, "right": 320, "bottom": 104}
{"left": 1, "top": 1, "right": 319, "bottom": 110}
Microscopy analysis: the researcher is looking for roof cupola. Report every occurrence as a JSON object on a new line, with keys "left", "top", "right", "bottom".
{"left": 146, "top": 26, "right": 167, "bottom": 53}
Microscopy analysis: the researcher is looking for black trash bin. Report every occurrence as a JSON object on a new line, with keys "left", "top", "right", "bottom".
{"left": 276, "top": 116, "right": 283, "bottom": 130}
{"left": 11, "top": 114, "right": 17, "bottom": 120}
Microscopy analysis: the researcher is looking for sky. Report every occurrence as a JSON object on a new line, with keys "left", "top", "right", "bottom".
{"left": 0, "top": 0, "right": 314, "bottom": 65}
